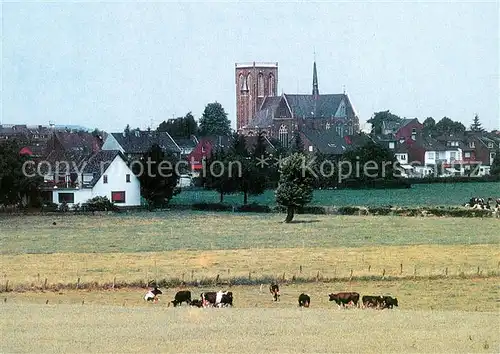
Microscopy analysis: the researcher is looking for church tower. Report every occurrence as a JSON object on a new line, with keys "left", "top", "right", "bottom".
{"left": 235, "top": 62, "right": 278, "bottom": 130}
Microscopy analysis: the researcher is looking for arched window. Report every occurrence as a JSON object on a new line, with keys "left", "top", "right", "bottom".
{"left": 268, "top": 74, "right": 275, "bottom": 96}
{"left": 239, "top": 74, "right": 245, "bottom": 90}
{"left": 325, "top": 122, "right": 331, "bottom": 130}
{"left": 258, "top": 73, "right": 264, "bottom": 97}
{"left": 279, "top": 125, "right": 288, "bottom": 147}
{"left": 247, "top": 74, "right": 252, "bottom": 92}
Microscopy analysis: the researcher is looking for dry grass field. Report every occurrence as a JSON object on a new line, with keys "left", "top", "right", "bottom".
{"left": 1, "top": 211, "right": 499, "bottom": 353}
{"left": 2, "top": 303, "right": 499, "bottom": 353}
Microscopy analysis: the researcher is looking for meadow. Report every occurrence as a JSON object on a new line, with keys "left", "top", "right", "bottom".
{"left": 171, "top": 181, "right": 500, "bottom": 206}
{"left": 1, "top": 210, "right": 499, "bottom": 352}
{"left": 2, "top": 303, "right": 499, "bottom": 353}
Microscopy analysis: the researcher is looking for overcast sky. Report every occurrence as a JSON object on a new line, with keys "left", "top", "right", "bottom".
{"left": 2, "top": 1, "right": 499, "bottom": 132}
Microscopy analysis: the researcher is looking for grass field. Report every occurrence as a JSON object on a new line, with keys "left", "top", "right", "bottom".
{"left": 2, "top": 210, "right": 499, "bottom": 352}
{"left": 172, "top": 181, "right": 500, "bottom": 206}
{"left": 2, "top": 303, "right": 499, "bottom": 353}
{"left": 1, "top": 212, "right": 499, "bottom": 254}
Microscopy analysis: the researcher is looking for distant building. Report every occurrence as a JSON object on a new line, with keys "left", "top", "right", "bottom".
{"left": 238, "top": 61, "right": 360, "bottom": 148}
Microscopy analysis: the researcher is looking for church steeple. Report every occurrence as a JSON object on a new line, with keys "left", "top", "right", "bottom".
{"left": 312, "top": 60, "right": 319, "bottom": 98}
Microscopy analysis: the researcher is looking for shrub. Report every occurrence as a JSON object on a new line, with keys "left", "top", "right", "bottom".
{"left": 191, "top": 203, "right": 233, "bottom": 212}
{"left": 41, "top": 202, "right": 58, "bottom": 212}
{"left": 82, "top": 196, "right": 119, "bottom": 212}
{"left": 337, "top": 206, "right": 360, "bottom": 215}
{"left": 297, "top": 206, "right": 327, "bottom": 214}
{"left": 58, "top": 201, "right": 69, "bottom": 213}
{"left": 235, "top": 203, "right": 272, "bottom": 213}
{"left": 368, "top": 207, "right": 392, "bottom": 216}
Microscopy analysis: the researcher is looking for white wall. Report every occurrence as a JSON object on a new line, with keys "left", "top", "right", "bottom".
{"left": 91, "top": 155, "right": 141, "bottom": 206}
{"left": 424, "top": 149, "right": 462, "bottom": 165}
{"left": 52, "top": 189, "right": 92, "bottom": 206}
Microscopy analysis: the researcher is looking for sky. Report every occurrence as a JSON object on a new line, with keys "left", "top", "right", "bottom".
{"left": 2, "top": 0, "right": 499, "bottom": 133}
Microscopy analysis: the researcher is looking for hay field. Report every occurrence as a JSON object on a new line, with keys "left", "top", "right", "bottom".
{"left": 4, "top": 279, "right": 499, "bottom": 312}
{"left": 2, "top": 303, "right": 499, "bottom": 353}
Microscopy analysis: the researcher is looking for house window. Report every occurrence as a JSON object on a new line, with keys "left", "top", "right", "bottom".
{"left": 103, "top": 175, "right": 108, "bottom": 184}
{"left": 400, "top": 154, "right": 407, "bottom": 161}
{"left": 389, "top": 142, "right": 395, "bottom": 149}
{"left": 464, "top": 152, "right": 471, "bottom": 158}
{"left": 58, "top": 193, "right": 74, "bottom": 204}
{"left": 279, "top": 125, "right": 288, "bottom": 148}
{"left": 325, "top": 122, "right": 330, "bottom": 130}
{"left": 83, "top": 174, "right": 93, "bottom": 183}
{"left": 469, "top": 141, "right": 475, "bottom": 148}
{"left": 308, "top": 145, "right": 313, "bottom": 152}
{"left": 111, "top": 191, "right": 126, "bottom": 203}
{"left": 126, "top": 174, "right": 131, "bottom": 183}
{"left": 428, "top": 152, "right": 435, "bottom": 160}
{"left": 488, "top": 142, "right": 493, "bottom": 148}
{"left": 201, "top": 146, "right": 206, "bottom": 153}
{"left": 450, "top": 151, "right": 457, "bottom": 162}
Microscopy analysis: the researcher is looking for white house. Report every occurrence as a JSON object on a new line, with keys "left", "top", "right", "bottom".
{"left": 41, "top": 150, "right": 141, "bottom": 207}
{"left": 424, "top": 148, "right": 462, "bottom": 166}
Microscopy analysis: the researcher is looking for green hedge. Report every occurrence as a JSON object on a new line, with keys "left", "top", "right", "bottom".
{"left": 235, "top": 203, "right": 272, "bottom": 213}
{"left": 191, "top": 203, "right": 233, "bottom": 212}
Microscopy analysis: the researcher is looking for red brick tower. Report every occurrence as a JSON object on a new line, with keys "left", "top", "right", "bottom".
{"left": 235, "top": 62, "right": 278, "bottom": 130}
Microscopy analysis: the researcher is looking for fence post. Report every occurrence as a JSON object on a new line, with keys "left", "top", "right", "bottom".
{"left": 368, "top": 265, "right": 371, "bottom": 272}
{"left": 350, "top": 269, "right": 353, "bottom": 281}
{"left": 282, "top": 272, "right": 286, "bottom": 282}
{"left": 44, "top": 278, "right": 47, "bottom": 290}
{"left": 382, "top": 269, "right": 385, "bottom": 279}
{"left": 445, "top": 267, "right": 448, "bottom": 277}
{"left": 400, "top": 263, "right": 403, "bottom": 275}
{"left": 413, "top": 266, "right": 416, "bottom": 278}
{"left": 299, "top": 265, "right": 302, "bottom": 274}
{"left": 477, "top": 266, "right": 480, "bottom": 275}
{"left": 5, "top": 280, "right": 8, "bottom": 292}
{"left": 316, "top": 271, "right": 320, "bottom": 282}
{"left": 76, "top": 277, "right": 80, "bottom": 290}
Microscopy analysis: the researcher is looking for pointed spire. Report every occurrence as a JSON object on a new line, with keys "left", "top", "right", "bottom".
{"left": 312, "top": 60, "right": 319, "bottom": 98}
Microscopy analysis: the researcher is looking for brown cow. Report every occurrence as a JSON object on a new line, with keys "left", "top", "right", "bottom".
{"left": 328, "top": 292, "right": 360, "bottom": 308}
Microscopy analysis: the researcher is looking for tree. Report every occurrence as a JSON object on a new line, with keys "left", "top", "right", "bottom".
{"left": 341, "top": 142, "right": 398, "bottom": 181}
{"left": 0, "top": 140, "right": 43, "bottom": 207}
{"left": 491, "top": 150, "right": 500, "bottom": 177}
{"left": 422, "top": 117, "right": 436, "bottom": 136}
{"left": 132, "top": 144, "right": 180, "bottom": 210}
{"left": 249, "top": 131, "right": 270, "bottom": 197}
{"left": 433, "top": 117, "right": 466, "bottom": 136}
{"left": 470, "top": 114, "right": 485, "bottom": 132}
{"left": 199, "top": 102, "right": 231, "bottom": 137}
{"left": 290, "top": 130, "right": 304, "bottom": 154}
{"left": 157, "top": 112, "right": 198, "bottom": 137}
{"left": 124, "top": 124, "right": 131, "bottom": 136}
{"left": 203, "top": 146, "right": 237, "bottom": 203}
{"left": 367, "top": 110, "right": 402, "bottom": 135}
{"left": 275, "top": 153, "right": 315, "bottom": 223}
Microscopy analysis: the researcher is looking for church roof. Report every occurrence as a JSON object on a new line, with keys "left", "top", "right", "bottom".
{"left": 284, "top": 93, "right": 347, "bottom": 118}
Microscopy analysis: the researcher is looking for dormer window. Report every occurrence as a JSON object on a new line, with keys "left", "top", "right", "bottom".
{"left": 103, "top": 175, "right": 108, "bottom": 184}
{"left": 488, "top": 142, "right": 493, "bottom": 148}
{"left": 201, "top": 146, "right": 206, "bottom": 153}
{"left": 389, "top": 142, "right": 395, "bottom": 149}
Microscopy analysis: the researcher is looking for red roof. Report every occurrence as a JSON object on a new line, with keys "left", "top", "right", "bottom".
{"left": 19, "top": 147, "right": 33, "bottom": 156}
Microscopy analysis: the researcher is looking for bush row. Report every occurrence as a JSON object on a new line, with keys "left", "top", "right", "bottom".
{"left": 187, "top": 202, "right": 496, "bottom": 218}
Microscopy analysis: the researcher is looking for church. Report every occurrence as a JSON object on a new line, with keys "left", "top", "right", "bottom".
{"left": 236, "top": 61, "right": 360, "bottom": 148}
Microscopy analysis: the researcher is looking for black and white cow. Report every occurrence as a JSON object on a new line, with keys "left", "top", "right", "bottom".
{"left": 171, "top": 290, "right": 192, "bottom": 307}
{"left": 380, "top": 296, "right": 398, "bottom": 309}
{"left": 201, "top": 291, "right": 233, "bottom": 308}
{"left": 298, "top": 293, "right": 310, "bottom": 307}
{"left": 270, "top": 284, "right": 280, "bottom": 302}
{"left": 144, "top": 287, "right": 162, "bottom": 302}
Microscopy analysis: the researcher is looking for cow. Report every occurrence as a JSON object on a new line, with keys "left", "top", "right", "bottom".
{"left": 328, "top": 292, "right": 360, "bottom": 308}
{"left": 200, "top": 291, "right": 217, "bottom": 307}
{"left": 380, "top": 296, "right": 398, "bottom": 309}
{"left": 270, "top": 284, "right": 280, "bottom": 302}
{"left": 362, "top": 295, "right": 384, "bottom": 309}
{"left": 190, "top": 299, "right": 203, "bottom": 308}
{"left": 144, "top": 287, "right": 162, "bottom": 302}
{"left": 298, "top": 293, "right": 310, "bottom": 307}
{"left": 171, "top": 290, "right": 192, "bottom": 307}
{"left": 201, "top": 291, "right": 233, "bottom": 308}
